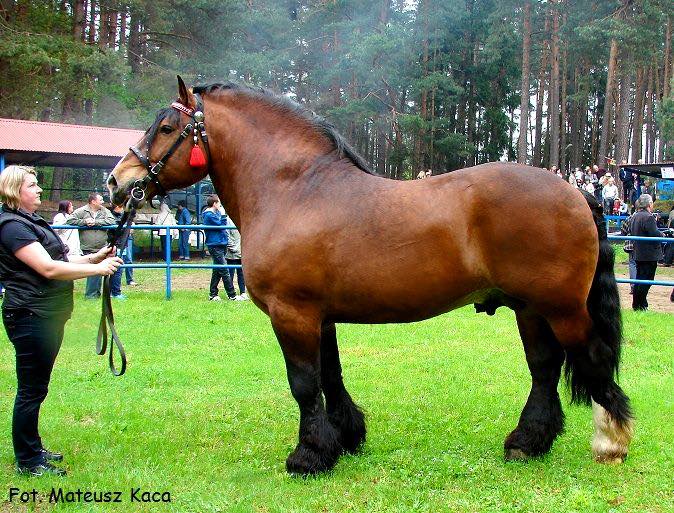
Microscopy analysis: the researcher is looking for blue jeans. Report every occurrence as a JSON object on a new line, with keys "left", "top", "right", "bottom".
{"left": 627, "top": 252, "right": 636, "bottom": 292}
{"left": 208, "top": 245, "right": 235, "bottom": 299}
{"left": 179, "top": 230, "right": 190, "bottom": 259}
{"left": 83, "top": 251, "right": 102, "bottom": 298}
{"left": 226, "top": 258, "right": 245, "bottom": 293}
{"left": 110, "top": 244, "right": 134, "bottom": 296}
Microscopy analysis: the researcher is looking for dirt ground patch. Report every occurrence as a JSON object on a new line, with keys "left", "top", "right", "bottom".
{"left": 615, "top": 264, "right": 673, "bottom": 314}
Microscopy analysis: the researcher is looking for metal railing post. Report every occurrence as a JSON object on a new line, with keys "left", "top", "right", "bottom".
{"left": 165, "top": 226, "right": 172, "bottom": 299}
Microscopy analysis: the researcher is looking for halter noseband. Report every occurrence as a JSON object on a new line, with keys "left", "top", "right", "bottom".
{"left": 129, "top": 93, "right": 210, "bottom": 204}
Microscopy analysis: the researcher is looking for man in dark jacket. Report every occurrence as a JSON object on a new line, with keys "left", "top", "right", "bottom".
{"left": 631, "top": 194, "right": 663, "bottom": 311}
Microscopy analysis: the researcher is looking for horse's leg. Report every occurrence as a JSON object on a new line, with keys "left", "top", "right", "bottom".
{"left": 270, "top": 305, "right": 342, "bottom": 475}
{"left": 548, "top": 311, "right": 633, "bottom": 463}
{"left": 505, "top": 309, "right": 565, "bottom": 460}
{"left": 320, "top": 323, "right": 366, "bottom": 453}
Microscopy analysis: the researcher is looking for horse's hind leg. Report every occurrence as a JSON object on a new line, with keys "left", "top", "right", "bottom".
{"left": 270, "top": 305, "right": 342, "bottom": 475}
{"left": 505, "top": 309, "right": 565, "bottom": 460}
{"left": 320, "top": 323, "right": 366, "bottom": 453}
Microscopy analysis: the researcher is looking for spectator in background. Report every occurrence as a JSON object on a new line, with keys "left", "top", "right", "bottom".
{"left": 224, "top": 215, "right": 247, "bottom": 299}
{"left": 108, "top": 204, "right": 135, "bottom": 299}
{"left": 621, "top": 211, "right": 638, "bottom": 293}
{"left": 203, "top": 195, "right": 244, "bottom": 302}
{"left": 176, "top": 200, "right": 192, "bottom": 260}
{"left": 601, "top": 176, "right": 619, "bottom": 215}
{"left": 66, "top": 193, "right": 116, "bottom": 299}
{"left": 52, "top": 200, "right": 81, "bottom": 259}
{"left": 593, "top": 164, "right": 607, "bottom": 180}
{"left": 582, "top": 176, "right": 595, "bottom": 196}
{"left": 628, "top": 173, "right": 642, "bottom": 208}
{"left": 631, "top": 194, "right": 663, "bottom": 311}
{"left": 151, "top": 202, "right": 178, "bottom": 260}
{"left": 568, "top": 172, "right": 578, "bottom": 188}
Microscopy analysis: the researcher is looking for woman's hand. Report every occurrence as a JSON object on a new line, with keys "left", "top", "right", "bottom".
{"left": 96, "top": 256, "right": 123, "bottom": 276}
{"left": 91, "top": 245, "right": 116, "bottom": 264}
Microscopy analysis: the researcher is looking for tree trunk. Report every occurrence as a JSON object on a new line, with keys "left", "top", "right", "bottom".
{"left": 664, "top": 15, "right": 672, "bottom": 100}
{"left": 533, "top": 17, "right": 550, "bottom": 167}
{"left": 548, "top": 4, "right": 561, "bottom": 169}
{"left": 614, "top": 68, "right": 632, "bottom": 165}
{"left": 646, "top": 66, "right": 655, "bottom": 163}
{"left": 87, "top": 0, "right": 95, "bottom": 43}
{"left": 590, "top": 95, "right": 599, "bottom": 165}
{"left": 560, "top": 46, "right": 568, "bottom": 173}
{"left": 98, "top": 6, "right": 109, "bottom": 49}
{"left": 518, "top": 1, "right": 532, "bottom": 164}
{"left": 630, "top": 66, "right": 647, "bottom": 163}
{"left": 598, "top": 38, "right": 619, "bottom": 167}
{"left": 108, "top": 9, "right": 118, "bottom": 49}
{"left": 128, "top": 10, "right": 142, "bottom": 73}
{"left": 72, "top": 0, "right": 85, "bottom": 41}
{"left": 466, "top": 41, "right": 479, "bottom": 166}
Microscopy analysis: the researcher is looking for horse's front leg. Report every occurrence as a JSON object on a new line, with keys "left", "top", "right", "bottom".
{"left": 271, "top": 305, "right": 342, "bottom": 475}
{"left": 320, "top": 323, "right": 366, "bottom": 453}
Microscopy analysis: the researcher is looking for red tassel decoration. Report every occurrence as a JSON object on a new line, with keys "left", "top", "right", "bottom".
{"left": 189, "top": 145, "right": 207, "bottom": 169}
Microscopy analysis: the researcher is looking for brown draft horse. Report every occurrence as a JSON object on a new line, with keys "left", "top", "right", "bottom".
{"left": 109, "top": 77, "right": 633, "bottom": 475}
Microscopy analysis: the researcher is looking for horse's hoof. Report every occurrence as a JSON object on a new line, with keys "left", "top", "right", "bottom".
{"left": 595, "top": 455, "right": 626, "bottom": 464}
{"left": 286, "top": 443, "right": 339, "bottom": 475}
{"left": 594, "top": 451, "right": 627, "bottom": 464}
{"left": 505, "top": 448, "right": 531, "bottom": 461}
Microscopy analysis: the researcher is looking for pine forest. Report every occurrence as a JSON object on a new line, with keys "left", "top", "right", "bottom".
{"left": 1, "top": 0, "right": 673, "bottom": 193}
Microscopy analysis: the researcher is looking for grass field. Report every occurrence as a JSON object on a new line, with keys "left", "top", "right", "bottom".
{"left": 0, "top": 279, "right": 672, "bottom": 512}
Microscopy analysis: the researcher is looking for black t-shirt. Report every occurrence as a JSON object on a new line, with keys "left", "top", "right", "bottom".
{"left": 0, "top": 207, "right": 74, "bottom": 318}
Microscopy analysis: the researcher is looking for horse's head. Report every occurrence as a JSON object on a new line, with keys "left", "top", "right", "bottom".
{"left": 108, "top": 76, "right": 211, "bottom": 207}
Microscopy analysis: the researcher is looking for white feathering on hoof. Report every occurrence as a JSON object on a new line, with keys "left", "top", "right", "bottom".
{"left": 591, "top": 400, "right": 634, "bottom": 463}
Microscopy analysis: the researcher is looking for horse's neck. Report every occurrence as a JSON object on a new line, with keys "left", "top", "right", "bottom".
{"left": 206, "top": 97, "right": 335, "bottom": 229}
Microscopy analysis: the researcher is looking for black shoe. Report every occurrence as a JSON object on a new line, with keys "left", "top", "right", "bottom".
{"left": 41, "top": 448, "right": 63, "bottom": 462}
{"left": 17, "top": 461, "right": 66, "bottom": 477}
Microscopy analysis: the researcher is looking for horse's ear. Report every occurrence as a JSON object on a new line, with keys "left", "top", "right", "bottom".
{"left": 177, "top": 75, "right": 190, "bottom": 106}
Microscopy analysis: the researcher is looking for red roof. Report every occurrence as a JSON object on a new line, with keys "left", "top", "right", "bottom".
{"left": 0, "top": 118, "right": 144, "bottom": 169}
{"left": 0, "top": 117, "right": 144, "bottom": 156}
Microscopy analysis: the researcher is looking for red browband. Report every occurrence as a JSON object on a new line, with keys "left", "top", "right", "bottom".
{"left": 171, "top": 102, "right": 194, "bottom": 116}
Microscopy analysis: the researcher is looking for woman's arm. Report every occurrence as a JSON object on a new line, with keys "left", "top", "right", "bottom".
{"left": 15, "top": 242, "right": 122, "bottom": 280}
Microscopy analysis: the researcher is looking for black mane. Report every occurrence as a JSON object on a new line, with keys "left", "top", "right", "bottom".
{"left": 192, "top": 82, "right": 375, "bottom": 175}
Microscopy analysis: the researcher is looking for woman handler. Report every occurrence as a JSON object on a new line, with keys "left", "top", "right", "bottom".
{"left": 0, "top": 165, "right": 122, "bottom": 476}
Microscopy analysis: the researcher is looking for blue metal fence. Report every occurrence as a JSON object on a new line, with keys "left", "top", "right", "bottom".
{"left": 53, "top": 223, "right": 674, "bottom": 299}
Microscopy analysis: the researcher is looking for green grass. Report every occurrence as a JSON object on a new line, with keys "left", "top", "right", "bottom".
{"left": 0, "top": 288, "right": 672, "bottom": 512}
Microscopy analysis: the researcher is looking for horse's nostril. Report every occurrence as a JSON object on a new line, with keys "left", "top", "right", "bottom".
{"left": 107, "top": 174, "right": 118, "bottom": 189}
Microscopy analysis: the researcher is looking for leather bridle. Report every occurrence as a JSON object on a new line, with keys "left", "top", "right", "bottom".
{"left": 97, "top": 93, "right": 210, "bottom": 376}
{"left": 128, "top": 93, "right": 211, "bottom": 202}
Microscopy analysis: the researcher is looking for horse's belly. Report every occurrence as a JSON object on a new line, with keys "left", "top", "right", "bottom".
{"left": 326, "top": 287, "right": 494, "bottom": 324}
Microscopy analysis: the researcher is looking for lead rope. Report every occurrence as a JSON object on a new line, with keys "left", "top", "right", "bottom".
{"left": 97, "top": 202, "right": 137, "bottom": 376}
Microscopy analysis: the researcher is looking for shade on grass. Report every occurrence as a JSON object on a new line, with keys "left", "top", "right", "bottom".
{"left": 0, "top": 288, "right": 671, "bottom": 513}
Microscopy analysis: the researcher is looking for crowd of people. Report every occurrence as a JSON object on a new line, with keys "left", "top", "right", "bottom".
{"left": 548, "top": 162, "right": 673, "bottom": 308}
{"left": 549, "top": 162, "right": 659, "bottom": 217}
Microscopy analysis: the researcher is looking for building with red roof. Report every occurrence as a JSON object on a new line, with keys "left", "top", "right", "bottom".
{"left": 0, "top": 118, "right": 144, "bottom": 170}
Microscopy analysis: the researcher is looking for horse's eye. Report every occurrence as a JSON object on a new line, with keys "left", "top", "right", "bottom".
{"left": 160, "top": 125, "right": 174, "bottom": 134}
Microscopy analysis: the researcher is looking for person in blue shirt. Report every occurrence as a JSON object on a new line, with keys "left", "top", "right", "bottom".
{"left": 202, "top": 195, "right": 243, "bottom": 301}
{"left": 176, "top": 200, "right": 192, "bottom": 260}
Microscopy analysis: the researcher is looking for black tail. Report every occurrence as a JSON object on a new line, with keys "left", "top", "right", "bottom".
{"left": 563, "top": 192, "right": 631, "bottom": 423}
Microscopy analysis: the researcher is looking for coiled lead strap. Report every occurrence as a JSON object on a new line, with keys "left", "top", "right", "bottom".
{"left": 96, "top": 202, "right": 137, "bottom": 376}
